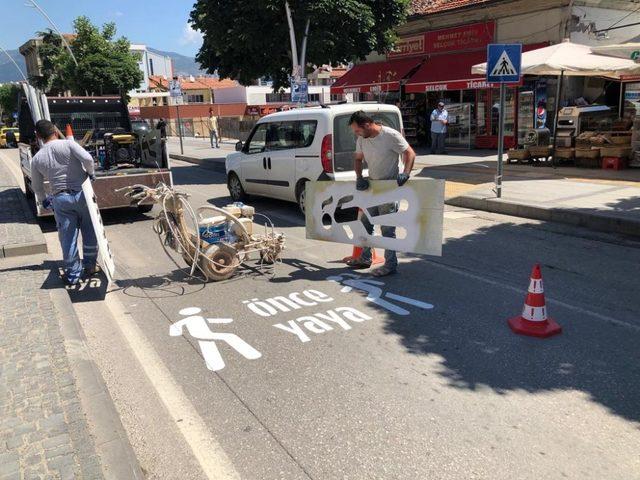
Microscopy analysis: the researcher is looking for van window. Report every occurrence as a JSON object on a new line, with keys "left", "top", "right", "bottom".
{"left": 246, "top": 123, "right": 268, "bottom": 153}
{"left": 267, "top": 122, "right": 298, "bottom": 151}
{"left": 297, "top": 120, "right": 317, "bottom": 148}
{"left": 333, "top": 111, "right": 402, "bottom": 172}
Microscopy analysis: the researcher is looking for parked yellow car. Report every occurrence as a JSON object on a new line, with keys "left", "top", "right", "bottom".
{"left": 0, "top": 127, "right": 19, "bottom": 148}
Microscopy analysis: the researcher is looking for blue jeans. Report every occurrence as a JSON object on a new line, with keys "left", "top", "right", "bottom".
{"left": 52, "top": 191, "right": 98, "bottom": 282}
{"left": 359, "top": 203, "right": 398, "bottom": 270}
{"left": 210, "top": 130, "right": 219, "bottom": 148}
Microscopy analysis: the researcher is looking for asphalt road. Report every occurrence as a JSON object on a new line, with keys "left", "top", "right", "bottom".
{"left": 7, "top": 149, "right": 639, "bottom": 480}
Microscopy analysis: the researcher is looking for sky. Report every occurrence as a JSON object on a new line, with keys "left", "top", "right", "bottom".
{"left": 1, "top": 0, "right": 203, "bottom": 56}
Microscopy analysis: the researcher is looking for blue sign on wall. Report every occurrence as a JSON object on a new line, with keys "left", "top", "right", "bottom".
{"left": 486, "top": 44, "right": 522, "bottom": 83}
{"left": 291, "top": 78, "right": 308, "bottom": 103}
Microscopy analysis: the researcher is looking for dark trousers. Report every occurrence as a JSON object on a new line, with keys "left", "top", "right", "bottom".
{"left": 431, "top": 132, "right": 446, "bottom": 154}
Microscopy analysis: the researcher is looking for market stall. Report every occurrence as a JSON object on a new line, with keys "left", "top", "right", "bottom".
{"left": 472, "top": 40, "right": 640, "bottom": 169}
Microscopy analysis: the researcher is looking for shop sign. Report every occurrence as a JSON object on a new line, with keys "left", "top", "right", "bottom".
{"left": 343, "top": 87, "right": 361, "bottom": 94}
{"left": 389, "top": 22, "right": 494, "bottom": 59}
{"left": 424, "top": 22, "right": 494, "bottom": 54}
{"left": 414, "top": 79, "right": 497, "bottom": 92}
{"left": 245, "top": 106, "right": 260, "bottom": 116}
{"left": 389, "top": 35, "right": 425, "bottom": 58}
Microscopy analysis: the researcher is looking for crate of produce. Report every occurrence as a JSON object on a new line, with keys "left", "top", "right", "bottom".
{"left": 610, "top": 134, "right": 631, "bottom": 145}
{"left": 575, "top": 147, "right": 600, "bottom": 159}
{"left": 554, "top": 147, "right": 575, "bottom": 159}
{"left": 599, "top": 145, "right": 632, "bottom": 158}
{"left": 528, "top": 146, "right": 552, "bottom": 157}
{"left": 507, "top": 149, "right": 530, "bottom": 162}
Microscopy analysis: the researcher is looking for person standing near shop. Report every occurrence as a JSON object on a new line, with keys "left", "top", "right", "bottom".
{"left": 208, "top": 111, "right": 219, "bottom": 148}
{"left": 348, "top": 110, "right": 416, "bottom": 277}
{"left": 30, "top": 119, "right": 98, "bottom": 286}
{"left": 430, "top": 101, "right": 448, "bottom": 154}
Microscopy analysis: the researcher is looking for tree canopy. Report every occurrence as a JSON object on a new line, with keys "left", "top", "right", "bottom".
{"left": 0, "top": 84, "right": 21, "bottom": 124}
{"left": 190, "top": 0, "right": 410, "bottom": 89}
{"left": 33, "top": 16, "right": 142, "bottom": 97}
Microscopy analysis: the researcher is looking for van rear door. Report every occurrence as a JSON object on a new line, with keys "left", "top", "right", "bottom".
{"left": 332, "top": 109, "right": 403, "bottom": 178}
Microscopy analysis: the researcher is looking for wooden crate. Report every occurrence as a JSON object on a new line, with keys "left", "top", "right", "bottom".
{"left": 575, "top": 147, "right": 600, "bottom": 159}
{"left": 599, "top": 145, "right": 632, "bottom": 158}
{"left": 554, "top": 147, "right": 575, "bottom": 159}
{"left": 507, "top": 149, "right": 530, "bottom": 163}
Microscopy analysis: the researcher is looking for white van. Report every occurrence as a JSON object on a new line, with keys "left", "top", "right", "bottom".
{"left": 225, "top": 103, "right": 404, "bottom": 213}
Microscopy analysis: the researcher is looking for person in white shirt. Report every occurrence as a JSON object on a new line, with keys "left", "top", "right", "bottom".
{"left": 430, "top": 101, "right": 448, "bottom": 154}
{"left": 347, "top": 110, "right": 416, "bottom": 277}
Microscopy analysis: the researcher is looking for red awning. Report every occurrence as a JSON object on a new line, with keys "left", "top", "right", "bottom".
{"left": 331, "top": 57, "right": 423, "bottom": 94}
{"left": 404, "top": 50, "right": 491, "bottom": 93}
{"left": 405, "top": 43, "right": 549, "bottom": 93}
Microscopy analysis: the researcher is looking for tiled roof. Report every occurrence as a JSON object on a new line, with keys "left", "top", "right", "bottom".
{"left": 410, "top": 0, "right": 492, "bottom": 15}
{"left": 148, "top": 75, "right": 238, "bottom": 91}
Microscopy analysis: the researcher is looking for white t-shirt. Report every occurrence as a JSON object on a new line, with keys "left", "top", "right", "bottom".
{"left": 355, "top": 126, "right": 409, "bottom": 180}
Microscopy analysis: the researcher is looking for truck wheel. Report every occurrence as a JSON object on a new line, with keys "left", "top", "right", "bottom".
{"left": 137, "top": 203, "right": 153, "bottom": 213}
{"left": 228, "top": 172, "right": 246, "bottom": 202}
{"left": 23, "top": 175, "right": 34, "bottom": 199}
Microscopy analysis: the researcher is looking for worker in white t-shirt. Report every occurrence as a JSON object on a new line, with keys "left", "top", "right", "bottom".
{"left": 348, "top": 110, "right": 416, "bottom": 277}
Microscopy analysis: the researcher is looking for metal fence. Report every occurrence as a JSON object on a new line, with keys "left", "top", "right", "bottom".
{"left": 146, "top": 117, "right": 258, "bottom": 142}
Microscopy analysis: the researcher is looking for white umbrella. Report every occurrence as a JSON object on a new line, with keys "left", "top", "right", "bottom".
{"left": 471, "top": 40, "right": 640, "bottom": 164}
{"left": 591, "top": 43, "right": 640, "bottom": 62}
{"left": 471, "top": 39, "right": 640, "bottom": 78}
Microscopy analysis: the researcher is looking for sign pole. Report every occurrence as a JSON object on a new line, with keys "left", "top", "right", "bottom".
{"left": 486, "top": 43, "right": 522, "bottom": 199}
{"left": 496, "top": 83, "right": 506, "bottom": 198}
{"left": 176, "top": 104, "right": 184, "bottom": 155}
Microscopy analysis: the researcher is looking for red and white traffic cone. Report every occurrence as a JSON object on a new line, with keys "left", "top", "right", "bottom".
{"left": 65, "top": 124, "right": 74, "bottom": 140}
{"left": 507, "top": 264, "right": 562, "bottom": 338}
{"left": 342, "top": 246, "right": 384, "bottom": 265}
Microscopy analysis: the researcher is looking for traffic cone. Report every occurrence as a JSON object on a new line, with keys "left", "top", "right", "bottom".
{"left": 342, "top": 246, "right": 384, "bottom": 265}
{"left": 508, "top": 264, "right": 562, "bottom": 338}
{"left": 65, "top": 124, "right": 74, "bottom": 140}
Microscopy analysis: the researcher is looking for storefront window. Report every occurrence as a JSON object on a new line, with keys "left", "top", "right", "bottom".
{"left": 624, "top": 82, "right": 640, "bottom": 122}
{"left": 489, "top": 88, "right": 516, "bottom": 136}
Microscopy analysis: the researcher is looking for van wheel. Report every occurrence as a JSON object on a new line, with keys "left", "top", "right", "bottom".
{"left": 296, "top": 180, "right": 308, "bottom": 215}
{"left": 228, "top": 172, "right": 246, "bottom": 202}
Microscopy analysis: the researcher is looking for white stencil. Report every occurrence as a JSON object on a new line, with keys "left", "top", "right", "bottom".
{"left": 170, "top": 308, "right": 261, "bottom": 371}
{"left": 327, "top": 273, "right": 434, "bottom": 316}
{"left": 305, "top": 179, "right": 444, "bottom": 256}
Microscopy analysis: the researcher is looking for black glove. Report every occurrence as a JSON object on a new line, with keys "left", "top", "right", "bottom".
{"left": 42, "top": 196, "right": 53, "bottom": 210}
{"left": 89, "top": 174, "right": 96, "bottom": 182}
{"left": 356, "top": 176, "right": 370, "bottom": 191}
{"left": 397, "top": 173, "right": 409, "bottom": 186}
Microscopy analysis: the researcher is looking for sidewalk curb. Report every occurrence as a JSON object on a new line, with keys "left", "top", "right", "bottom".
{"left": 169, "top": 153, "right": 226, "bottom": 173}
{"left": 1, "top": 239, "right": 48, "bottom": 258}
{"left": 446, "top": 195, "right": 640, "bottom": 238}
{"left": 50, "top": 287, "right": 144, "bottom": 480}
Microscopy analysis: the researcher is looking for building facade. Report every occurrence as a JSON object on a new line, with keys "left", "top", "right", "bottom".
{"left": 332, "top": 0, "right": 639, "bottom": 149}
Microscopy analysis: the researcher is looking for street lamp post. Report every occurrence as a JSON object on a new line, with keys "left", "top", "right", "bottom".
{"left": 24, "top": 0, "right": 78, "bottom": 67}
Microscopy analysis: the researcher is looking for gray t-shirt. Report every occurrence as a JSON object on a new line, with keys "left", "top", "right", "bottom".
{"left": 355, "top": 126, "right": 409, "bottom": 180}
{"left": 31, "top": 139, "right": 95, "bottom": 199}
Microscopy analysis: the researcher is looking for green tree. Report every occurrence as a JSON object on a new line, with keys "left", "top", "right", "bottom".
{"left": 34, "top": 16, "right": 142, "bottom": 97}
{"left": 190, "top": 0, "right": 410, "bottom": 89}
{"left": 0, "top": 84, "right": 21, "bottom": 124}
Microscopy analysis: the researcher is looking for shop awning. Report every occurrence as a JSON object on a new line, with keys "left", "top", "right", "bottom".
{"left": 331, "top": 57, "right": 423, "bottom": 94}
{"left": 404, "top": 50, "right": 493, "bottom": 93}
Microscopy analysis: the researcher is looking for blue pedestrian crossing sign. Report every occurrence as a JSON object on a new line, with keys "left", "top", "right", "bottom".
{"left": 486, "top": 44, "right": 522, "bottom": 83}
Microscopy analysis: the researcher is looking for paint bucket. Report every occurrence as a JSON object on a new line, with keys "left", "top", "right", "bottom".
{"left": 198, "top": 216, "right": 228, "bottom": 244}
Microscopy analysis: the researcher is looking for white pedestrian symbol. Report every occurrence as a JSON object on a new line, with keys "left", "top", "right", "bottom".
{"left": 169, "top": 307, "right": 262, "bottom": 371}
{"left": 490, "top": 50, "right": 517, "bottom": 76}
{"left": 326, "top": 273, "right": 434, "bottom": 316}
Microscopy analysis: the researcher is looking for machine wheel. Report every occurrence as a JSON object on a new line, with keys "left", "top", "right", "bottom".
{"left": 296, "top": 179, "right": 308, "bottom": 215}
{"left": 228, "top": 172, "right": 246, "bottom": 202}
{"left": 199, "top": 243, "right": 239, "bottom": 281}
{"left": 137, "top": 203, "right": 154, "bottom": 213}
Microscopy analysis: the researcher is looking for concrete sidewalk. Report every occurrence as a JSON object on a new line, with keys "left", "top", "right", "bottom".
{"left": 446, "top": 179, "right": 640, "bottom": 237}
{"left": 0, "top": 153, "right": 47, "bottom": 258}
{"left": 167, "top": 136, "right": 233, "bottom": 173}
{"left": 0, "top": 152, "right": 143, "bottom": 479}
